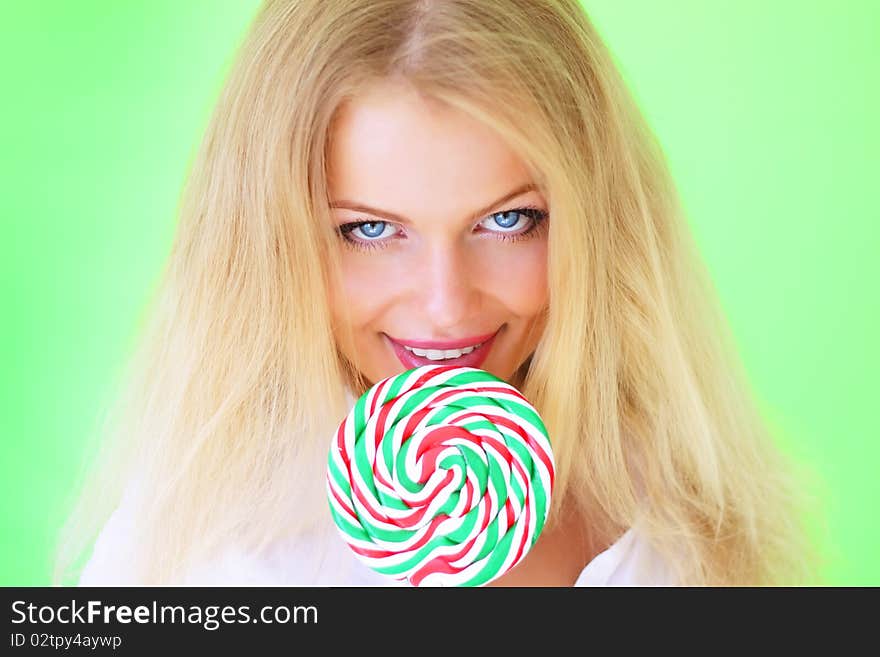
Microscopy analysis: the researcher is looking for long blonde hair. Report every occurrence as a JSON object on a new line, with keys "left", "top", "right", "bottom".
{"left": 53, "top": 0, "right": 821, "bottom": 585}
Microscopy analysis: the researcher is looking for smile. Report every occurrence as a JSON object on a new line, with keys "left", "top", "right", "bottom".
{"left": 385, "top": 329, "right": 500, "bottom": 370}
{"left": 401, "top": 342, "right": 483, "bottom": 360}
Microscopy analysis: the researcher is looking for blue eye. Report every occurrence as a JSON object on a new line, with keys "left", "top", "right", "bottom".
{"left": 479, "top": 208, "right": 547, "bottom": 235}
{"left": 339, "top": 220, "right": 399, "bottom": 242}
{"left": 358, "top": 221, "right": 387, "bottom": 238}
{"left": 492, "top": 211, "right": 524, "bottom": 230}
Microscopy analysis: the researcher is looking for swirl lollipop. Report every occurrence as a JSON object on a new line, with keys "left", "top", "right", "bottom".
{"left": 326, "top": 365, "right": 554, "bottom": 586}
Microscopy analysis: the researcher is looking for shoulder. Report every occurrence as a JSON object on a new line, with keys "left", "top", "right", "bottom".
{"left": 77, "top": 486, "right": 143, "bottom": 586}
{"left": 574, "top": 526, "right": 680, "bottom": 586}
{"left": 181, "top": 529, "right": 404, "bottom": 586}
{"left": 76, "top": 479, "right": 393, "bottom": 585}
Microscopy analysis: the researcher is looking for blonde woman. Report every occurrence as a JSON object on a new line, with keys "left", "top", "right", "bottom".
{"left": 55, "top": 0, "right": 818, "bottom": 586}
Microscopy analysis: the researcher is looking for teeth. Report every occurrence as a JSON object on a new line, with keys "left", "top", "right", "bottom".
{"left": 403, "top": 343, "right": 482, "bottom": 360}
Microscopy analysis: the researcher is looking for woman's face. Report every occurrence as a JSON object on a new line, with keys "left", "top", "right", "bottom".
{"left": 327, "top": 81, "right": 549, "bottom": 387}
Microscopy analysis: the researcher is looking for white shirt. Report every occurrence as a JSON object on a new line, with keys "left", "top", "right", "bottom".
{"left": 79, "top": 390, "right": 677, "bottom": 586}
{"left": 78, "top": 498, "right": 678, "bottom": 586}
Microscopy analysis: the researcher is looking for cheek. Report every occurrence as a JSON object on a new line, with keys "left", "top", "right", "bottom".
{"left": 331, "top": 255, "right": 396, "bottom": 330}
{"left": 481, "top": 241, "right": 548, "bottom": 315}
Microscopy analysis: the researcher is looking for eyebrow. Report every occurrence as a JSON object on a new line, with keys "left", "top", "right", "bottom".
{"left": 329, "top": 182, "right": 539, "bottom": 225}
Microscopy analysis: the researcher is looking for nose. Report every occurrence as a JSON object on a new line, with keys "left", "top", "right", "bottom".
{"left": 414, "top": 243, "right": 481, "bottom": 331}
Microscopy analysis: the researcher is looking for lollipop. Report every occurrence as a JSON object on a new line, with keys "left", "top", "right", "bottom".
{"left": 326, "top": 365, "right": 554, "bottom": 586}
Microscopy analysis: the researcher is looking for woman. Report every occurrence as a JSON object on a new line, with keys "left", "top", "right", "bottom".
{"left": 55, "top": 0, "right": 818, "bottom": 586}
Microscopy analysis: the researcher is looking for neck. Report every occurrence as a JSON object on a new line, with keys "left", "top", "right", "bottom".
{"left": 488, "top": 501, "right": 598, "bottom": 587}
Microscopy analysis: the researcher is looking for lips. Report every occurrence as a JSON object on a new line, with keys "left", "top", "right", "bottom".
{"left": 386, "top": 330, "right": 499, "bottom": 370}
{"left": 394, "top": 332, "right": 498, "bottom": 350}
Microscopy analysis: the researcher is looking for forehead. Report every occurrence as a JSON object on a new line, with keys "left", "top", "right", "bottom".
{"left": 327, "top": 82, "right": 534, "bottom": 207}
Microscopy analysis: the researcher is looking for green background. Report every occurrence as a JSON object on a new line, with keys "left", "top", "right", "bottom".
{"left": 1, "top": 1, "right": 876, "bottom": 585}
